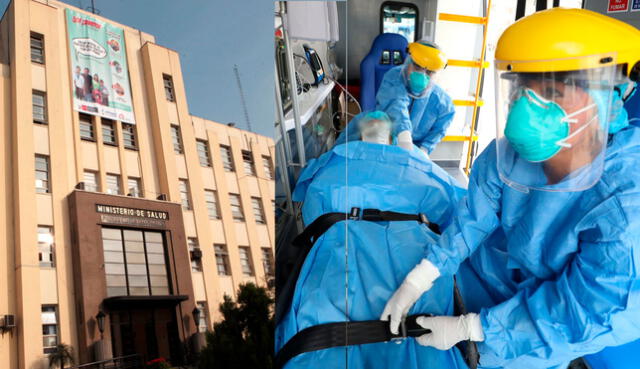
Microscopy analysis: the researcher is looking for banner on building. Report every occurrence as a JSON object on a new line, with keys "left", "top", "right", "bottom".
{"left": 66, "top": 9, "right": 135, "bottom": 123}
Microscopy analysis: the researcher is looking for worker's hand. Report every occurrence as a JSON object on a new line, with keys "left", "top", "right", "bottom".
{"left": 415, "top": 313, "right": 485, "bottom": 350}
{"left": 419, "top": 146, "right": 430, "bottom": 160}
{"left": 381, "top": 258, "right": 441, "bottom": 334}
{"left": 397, "top": 130, "right": 413, "bottom": 151}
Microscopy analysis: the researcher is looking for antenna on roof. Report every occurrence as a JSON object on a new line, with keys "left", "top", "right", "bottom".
{"left": 233, "top": 64, "right": 253, "bottom": 132}
{"left": 86, "top": 0, "right": 100, "bottom": 15}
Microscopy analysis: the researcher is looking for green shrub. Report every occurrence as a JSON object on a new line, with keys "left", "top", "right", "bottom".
{"left": 198, "top": 283, "right": 274, "bottom": 369}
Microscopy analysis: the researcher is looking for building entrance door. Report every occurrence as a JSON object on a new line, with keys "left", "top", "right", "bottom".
{"left": 110, "top": 307, "right": 182, "bottom": 364}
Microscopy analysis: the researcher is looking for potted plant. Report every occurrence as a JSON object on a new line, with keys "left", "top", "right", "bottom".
{"left": 146, "top": 357, "right": 171, "bottom": 369}
{"left": 47, "top": 344, "right": 74, "bottom": 369}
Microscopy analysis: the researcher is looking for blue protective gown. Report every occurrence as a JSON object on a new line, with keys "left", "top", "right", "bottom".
{"left": 581, "top": 91, "right": 640, "bottom": 369}
{"left": 376, "top": 66, "right": 455, "bottom": 153}
{"left": 422, "top": 126, "right": 640, "bottom": 369}
{"left": 275, "top": 141, "right": 468, "bottom": 369}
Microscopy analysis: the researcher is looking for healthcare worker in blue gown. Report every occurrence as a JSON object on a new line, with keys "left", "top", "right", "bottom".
{"left": 583, "top": 39, "right": 640, "bottom": 369}
{"left": 381, "top": 8, "right": 640, "bottom": 369}
{"left": 275, "top": 111, "right": 468, "bottom": 368}
{"left": 376, "top": 40, "right": 455, "bottom": 155}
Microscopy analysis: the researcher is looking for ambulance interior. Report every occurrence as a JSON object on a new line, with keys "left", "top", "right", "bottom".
{"left": 273, "top": 1, "right": 640, "bottom": 368}
{"left": 275, "top": 0, "right": 640, "bottom": 223}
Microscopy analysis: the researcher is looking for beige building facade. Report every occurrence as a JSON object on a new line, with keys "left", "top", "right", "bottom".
{"left": 0, "top": 0, "right": 275, "bottom": 367}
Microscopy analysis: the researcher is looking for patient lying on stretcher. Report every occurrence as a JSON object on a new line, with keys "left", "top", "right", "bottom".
{"left": 275, "top": 111, "right": 471, "bottom": 369}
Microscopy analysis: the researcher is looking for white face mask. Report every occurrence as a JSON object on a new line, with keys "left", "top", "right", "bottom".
{"left": 360, "top": 120, "right": 391, "bottom": 145}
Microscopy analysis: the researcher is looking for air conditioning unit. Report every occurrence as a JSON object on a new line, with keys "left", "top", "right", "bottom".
{"left": 1, "top": 314, "right": 15, "bottom": 330}
{"left": 190, "top": 249, "right": 203, "bottom": 260}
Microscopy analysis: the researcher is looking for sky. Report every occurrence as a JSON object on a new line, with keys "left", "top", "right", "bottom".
{"left": 2, "top": 0, "right": 276, "bottom": 137}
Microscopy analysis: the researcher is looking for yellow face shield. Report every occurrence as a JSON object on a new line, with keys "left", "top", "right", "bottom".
{"left": 495, "top": 8, "right": 640, "bottom": 80}
{"left": 407, "top": 42, "right": 447, "bottom": 72}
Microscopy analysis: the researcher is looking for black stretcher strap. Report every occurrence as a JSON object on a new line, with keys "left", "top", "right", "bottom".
{"left": 276, "top": 211, "right": 350, "bottom": 323}
{"left": 277, "top": 208, "right": 440, "bottom": 323}
{"left": 292, "top": 208, "right": 440, "bottom": 250}
{"left": 453, "top": 276, "right": 480, "bottom": 369}
{"left": 274, "top": 208, "right": 442, "bottom": 367}
{"left": 275, "top": 314, "right": 431, "bottom": 369}
{"left": 291, "top": 211, "right": 350, "bottom": 248}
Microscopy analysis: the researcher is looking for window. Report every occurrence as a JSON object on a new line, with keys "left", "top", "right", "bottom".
{"left": 83, "top": 171, "right": 99, "bottom": 192}
{"left": 171, "top": 125, "right": 183, "bottom": 154}
{"left": 102, "top": 228, "right": 169, "bottom": 297}
{"left": 163, "top": 74, "right": 175, "bottom": 102}
{"left": 214, "top": 244, "right": 230, "bottom": 276}
{"left": 219, "top": 145, "right": 234, "bottom": 172}
{"left": 558, "top": 0, "right": 583, "bottom": 7}
{"left": 229, "top": 194, "right": 244, "bottom": 221}
{"left": 179, "top": 179, "right": 191, "bottom": 210}
{"left": 102, "top": 228, "right": 127, "bottom": 296}
{"left": 204, "top": 190, "right": 220, "bottom": 219}
{"left": 79, "top": 113, "right": 95, "bottom": 141}
{"left": 242, "top": 151, "right": 256, "bottom": 176}
{"left": 188, "top": 238, "right": 202, "bottom": 272}
{"left": 262, "top": 248, "right": 274, "bottom": 276}
{"left": 124, "top": 229, "right": 149, "bottom": 296}
{"left": 42, "top": 306, "right": 58, "bottom": 354}
{"left": 381, "top": 2, "right": 419, "bottom": 42}
{"left": 196, "top": 140, "right": 211, "bottom": 167}
{"left": 31, "top": 33, "right": 44, "bottom": 64}
{"left": 127, "top": 177, "right": 142, "bottom": 197}
{"left": 238, "top": 247, "right": 254, "bottom": 276}
{"left": 262, "top": 156, "right": 273, "bottom": 180}
{"left": 122, "top": 123, "right": 137, "bottom": 149}
{"left": 251, "top": 197, "right": 265, "bottom": 224}
{"left": 196, "top": 301, "right": 209, "bottom": 332}
{"left": 145, "top": 231, "right": 169, "bottom": 295}
{"left": 35, "top": 155, "right": 50, "bottom": 193}
{"left": 125, "top": 230, "right": 148, "bottom": 296}
{"left": 38, "top": 226, "right": 54, "bottom": 268}
{"left": 102, "top": 119, "right": 117, "bottom": 145}
{"left": 33, "top": 90, "right": 47, "bottom": 124}
{"left": 106, "top": 174, "right": 121, "bottom": 195}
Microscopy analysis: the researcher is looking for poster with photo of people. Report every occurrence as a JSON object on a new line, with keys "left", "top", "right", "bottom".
{"left": 66, "top": 9, "right": 135, "bottom": 123}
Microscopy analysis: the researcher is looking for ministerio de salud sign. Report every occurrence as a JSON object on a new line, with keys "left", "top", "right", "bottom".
{"left": 66, "top": 9, "right": 135, "bottom": 123}
{"left": 96, "top": 204, "right": 168, "bottom": 228}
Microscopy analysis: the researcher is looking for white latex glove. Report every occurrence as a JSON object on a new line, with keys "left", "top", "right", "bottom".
{"left": 397, "top": 130, "right": 413, "bottom": 151}
{"left": 380, "top": 258, "right": 440, "bottom": 334}
{"left": 415, "top": 313, "right": 485, "bottom": 350}
{"left": 420, "top": 147, "right": 431, "bottom": 160}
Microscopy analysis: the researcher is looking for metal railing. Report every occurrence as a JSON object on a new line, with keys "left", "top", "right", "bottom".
{"left": 68, "top": 354, "right": 143, "bottom": 369}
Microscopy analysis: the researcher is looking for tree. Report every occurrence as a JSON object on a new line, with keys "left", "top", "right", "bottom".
{"left": 48, "top": 343, "right": 74, "bottom": 369}
{"left": 198, "top": 283, "right": 274, "bottom": 369}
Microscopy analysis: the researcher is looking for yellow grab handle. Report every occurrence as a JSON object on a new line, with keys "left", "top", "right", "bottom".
{"left": 438, "top": 13, "right": 487, "bottom": 25}
{"left": 453, "top": 99, "right": 484, "bottom": 107}
{"left": 443, "top": 135, "right": 479, "bottom": 142}
{"left": 448, "top": 59, "right": 490, "bottom": 68}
